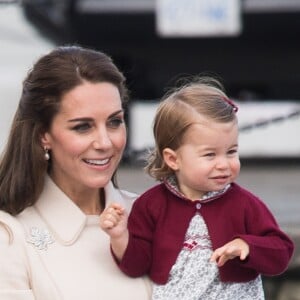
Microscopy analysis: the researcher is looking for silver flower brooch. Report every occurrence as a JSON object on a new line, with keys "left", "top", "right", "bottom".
{"left": 27, "top": 227, "right": 54, "bottom": 250}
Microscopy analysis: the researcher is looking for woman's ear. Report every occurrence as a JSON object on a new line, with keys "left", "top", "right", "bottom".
{"left": 163, "top": 148, "right": 179, "bottom": 171}
{"left": 40, "top": 132, "right": 51, "bottom": 150}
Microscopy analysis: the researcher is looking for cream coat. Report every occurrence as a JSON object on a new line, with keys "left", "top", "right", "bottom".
{"left": 0, "top": 176, "right": 152, "bottom": 300}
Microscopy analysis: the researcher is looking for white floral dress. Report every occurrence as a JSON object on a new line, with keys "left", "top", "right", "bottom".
{"left": 152, "top": 181, "right": 265, "bottom": 300}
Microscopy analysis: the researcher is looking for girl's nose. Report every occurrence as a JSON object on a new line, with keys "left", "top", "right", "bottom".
{"left": 216, "top": 156, "right": 229, "bottom": 169}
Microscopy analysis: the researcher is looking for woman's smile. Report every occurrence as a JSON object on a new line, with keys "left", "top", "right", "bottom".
{"left": 84, "top": 158, "right": 111, "bottom": 166}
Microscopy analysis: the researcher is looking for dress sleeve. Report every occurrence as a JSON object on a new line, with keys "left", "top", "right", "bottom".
{"left": 235, "top": 196, "right": 294, "bottom": 276}
{"left": 0, "top": 213, "right": 35, "bottom": 300}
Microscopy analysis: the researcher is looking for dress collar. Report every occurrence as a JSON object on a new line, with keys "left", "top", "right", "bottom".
{"left": 164, "top": 175, "right": 231, "bottom": 203}
{"left": 34, "top": 176, "right": 137, "bottom": 245}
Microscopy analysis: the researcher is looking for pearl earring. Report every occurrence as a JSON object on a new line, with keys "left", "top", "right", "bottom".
{"left": 44, "top": 147, "right": 50, "bottom": 161}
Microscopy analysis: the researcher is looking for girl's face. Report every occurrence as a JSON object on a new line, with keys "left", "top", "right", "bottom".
{"left": 41, "top": 81, "right": 126, "bottom": 196}
{"left": 164, "top": 117, "right": 240, "bottom": 200}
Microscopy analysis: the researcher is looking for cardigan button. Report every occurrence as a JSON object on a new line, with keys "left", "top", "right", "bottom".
{"left": 196, "top": 203, "right": 201, "bottom": 209}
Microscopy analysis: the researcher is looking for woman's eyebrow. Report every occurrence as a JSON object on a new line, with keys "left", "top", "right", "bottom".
{"left": 67, "top": 110, "right": 124, "bottom": 123}
{"left": 68, "top": 117, "right": 93, "bottom": 123}
{"left": 109, "top": 109, "right": 124, "bottom": 118}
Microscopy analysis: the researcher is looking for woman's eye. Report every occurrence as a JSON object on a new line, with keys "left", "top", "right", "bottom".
{"left": 72, "top": 123, "right": 91, "bottom": 132}
{"left": 108, "top": 118, "right": 124, "bottom": 128}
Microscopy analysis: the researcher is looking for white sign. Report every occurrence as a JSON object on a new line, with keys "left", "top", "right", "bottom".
{"left": 129, "top": 101, "right": 300, "bottom": 158}
{"left": 156, "top": 0, "right": 241, "bottom": 37}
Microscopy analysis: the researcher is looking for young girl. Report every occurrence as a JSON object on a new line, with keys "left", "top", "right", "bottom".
{"left": 100, "top": 76, "right": 294, "bottom": 299}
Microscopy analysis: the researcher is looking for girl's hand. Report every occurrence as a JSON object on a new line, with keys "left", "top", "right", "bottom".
{"left": 210, "top": 238, "right": 249, "bottom": 267}
{"left": 100, "top": 203, "right": 127, "bottom": 239}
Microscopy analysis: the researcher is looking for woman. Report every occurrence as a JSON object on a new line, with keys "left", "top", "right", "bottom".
{"left": 0, "top": 46, "right": 151, "bottom": 300}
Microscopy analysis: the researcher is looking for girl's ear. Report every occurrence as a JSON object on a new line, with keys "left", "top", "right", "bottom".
{"left": 163, "top": 148, "right": 179, "bottom": 171}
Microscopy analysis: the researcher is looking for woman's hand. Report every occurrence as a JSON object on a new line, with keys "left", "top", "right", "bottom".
{"left": 210, "top": 238, "right": 249, "bottom": 267}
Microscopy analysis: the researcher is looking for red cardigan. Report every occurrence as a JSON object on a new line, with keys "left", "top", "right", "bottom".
{"left": 117, "top": 182, "right": 294, "bottom": 284}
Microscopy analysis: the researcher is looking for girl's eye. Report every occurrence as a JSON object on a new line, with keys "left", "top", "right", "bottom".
{"left": 108, "top": 117, "right": 124, "bottom": 128}
{"left": 204, "top": 152, "right": 215, "bottom": 157}
{"left": 228, "top": 149, "right": 238, "bottom": 155}
{"left": 72, "top": 123, "right": 91, "bottom": 132}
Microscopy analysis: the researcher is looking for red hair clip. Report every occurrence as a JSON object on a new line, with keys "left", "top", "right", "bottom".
{"left": 222, "top": 97, "right": 238, "bottom": 112}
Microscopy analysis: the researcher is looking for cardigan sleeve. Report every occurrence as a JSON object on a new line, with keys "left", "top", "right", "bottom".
{"left": 118, "top": 192, "right": 157, "bottom": 277}
{"left": 234, "top": 194, "right": 294, "bottom": 276}
{"left": 0, "top": 212, "right": 35, "bottom": 300}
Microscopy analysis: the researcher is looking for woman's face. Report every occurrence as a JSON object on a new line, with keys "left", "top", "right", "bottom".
{"left": 41, "top": 81, "right": 126, "bottom": 195}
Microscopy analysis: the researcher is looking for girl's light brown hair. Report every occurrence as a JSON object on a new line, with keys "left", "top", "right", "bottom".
{"left": 145, "top": 76, "right": 238, "bottom": 181}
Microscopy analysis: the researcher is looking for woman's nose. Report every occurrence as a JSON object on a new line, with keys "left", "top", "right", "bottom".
{"left": 92, "top": 128, "right": 112, "bottom": 149}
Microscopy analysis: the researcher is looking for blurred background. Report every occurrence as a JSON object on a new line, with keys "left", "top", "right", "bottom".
{"left": 0, "top": 1, "right": 299, "bottom": 299}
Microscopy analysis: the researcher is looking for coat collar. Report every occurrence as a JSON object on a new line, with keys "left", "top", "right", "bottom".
{"left": 34, "top": 176, "right": 137, "bottom": 245}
